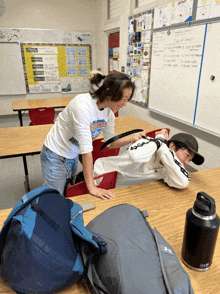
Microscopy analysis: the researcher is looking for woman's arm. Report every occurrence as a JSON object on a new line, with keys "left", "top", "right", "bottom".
{"left": 81, "top": 152, "right": 115, "bottom": 200}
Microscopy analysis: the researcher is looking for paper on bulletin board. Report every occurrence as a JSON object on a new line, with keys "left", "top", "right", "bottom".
{"left": 29, "top": 84, "right": 62, "bottom": 94}
{"left": 131, "top": 77, "right": 147, "bottom": 104}
{"left": 109, "top": 59, "right": 113, "bottom": 71}
{"left": 139, "top": 13, "right": 152, "bottom": 30}
{"left": 153, "top": 0, "right": 193, "bottom": 29}
{"left": 60, "top": 77, "right": 90, "bottom": 93}
{"left": 196, "top": 0, "right": 220, "bottom": 20}
{"left": 113, "top": 60, "right": 119, "bottom": 71}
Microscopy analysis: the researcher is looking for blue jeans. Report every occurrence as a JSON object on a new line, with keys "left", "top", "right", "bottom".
{"left": 40, "top": 145, "right": 78, "bottom": 196}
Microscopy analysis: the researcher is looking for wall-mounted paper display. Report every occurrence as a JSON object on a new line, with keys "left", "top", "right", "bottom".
{"left": 153, "top": 0, "right": 193, "bottom": 29}
{"left": 22, "top": 43, "right": 91, "bottom": 94}
{"left": 0, "top": 28, "right": 92, "bottom": 95}
{"left": 127, "top": 10, "right": 154, "bottom": 106}
{"left": 196, "top": 0, "right": 220, "bottom": 20}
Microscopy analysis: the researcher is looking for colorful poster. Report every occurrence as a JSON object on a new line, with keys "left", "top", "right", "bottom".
{"left": 154, "top": 0, "right": 193, "bottom": 29}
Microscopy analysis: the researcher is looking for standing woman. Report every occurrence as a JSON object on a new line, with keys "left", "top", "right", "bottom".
{"left": 41, "top": 71, "right": 144, "bottom": 199}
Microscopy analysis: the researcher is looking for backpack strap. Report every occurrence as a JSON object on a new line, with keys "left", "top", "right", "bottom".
{"left": 69, "top": 202, "right": 108, "bottom": 292}
{"left": 31, "top": 200, "right": 60, "bottom": 230}
{"left": 153, "top": 228, "right": 195, "bottom": 294}
{"left": 86, "top": 261, "right": 110, "bottom": 294}
{"left": 80, "top": 239, "right": 109, "bottom": 294}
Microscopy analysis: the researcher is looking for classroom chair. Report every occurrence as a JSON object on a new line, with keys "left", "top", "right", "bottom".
{"left": 29, "top": 107, "right": 55, "bottom": 125}
{"left": 65, "top": 171, "right": 117, "bottom": 198}
{"left": 79, "top": 138, "right": 120, "bottom": 165}
{"left": 92, "top": 138, "right": 120, "bottom": 162}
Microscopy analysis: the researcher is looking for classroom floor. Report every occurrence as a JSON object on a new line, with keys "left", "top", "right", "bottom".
{"left": 1, "top": 154, "right": 43, "bottom": 210}
{"left": 1, "top": 153, "right": 84, "bottom": 210}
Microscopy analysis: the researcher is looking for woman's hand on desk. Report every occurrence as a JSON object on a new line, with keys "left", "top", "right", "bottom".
{"left": 88, "top": 186, "right": 115, "bottom": 200}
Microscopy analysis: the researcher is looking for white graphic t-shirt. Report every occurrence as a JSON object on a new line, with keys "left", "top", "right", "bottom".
{"left": 44, "top": 93, "right": 115, "bottom": 159}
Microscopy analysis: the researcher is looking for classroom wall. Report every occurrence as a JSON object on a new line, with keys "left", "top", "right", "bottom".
{"left": 96, "top": 0, "right": 220, "bottom": 172}
{"left": 0, "top": 0, "right": 101, "bottom": 115}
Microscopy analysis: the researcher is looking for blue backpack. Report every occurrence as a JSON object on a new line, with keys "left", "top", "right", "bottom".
{"left": 0, "top": 187, "right": 105, "bottom": 294}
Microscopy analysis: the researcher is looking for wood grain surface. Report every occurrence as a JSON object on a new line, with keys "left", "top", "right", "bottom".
{"left": 0, "top": 168, "right": 219, "bottom": 293}
{"left": 12, "top": 97, "right": 74, "bottom": 111}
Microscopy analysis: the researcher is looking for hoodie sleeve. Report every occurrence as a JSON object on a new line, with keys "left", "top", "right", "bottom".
{"left": 128, "top": 137, "right": 158, "bottom": 163}
{"left": 157, "top": 144, "right": 190, "bottom": 189}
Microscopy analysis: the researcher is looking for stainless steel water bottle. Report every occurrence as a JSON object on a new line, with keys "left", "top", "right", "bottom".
{"left": 181, "top": 192, "right": 220, "bottom": 271}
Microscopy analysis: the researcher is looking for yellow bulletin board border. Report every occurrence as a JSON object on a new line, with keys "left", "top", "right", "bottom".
{"left": 21, "top": 43, "right": 92, "bottom": 93}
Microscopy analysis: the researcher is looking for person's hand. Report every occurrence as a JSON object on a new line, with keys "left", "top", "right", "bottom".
{"left": 131, "top": 130, "right": 149, "bottom": 143}
{"left": 88, "top": 186, "right": 115, "bottom": 200}
{"left": 155, "top": 128, "right": 169, "bottom": 140}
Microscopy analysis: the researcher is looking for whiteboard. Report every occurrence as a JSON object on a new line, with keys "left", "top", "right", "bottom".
{"left": 0, "top": 43, "right": 26, "bottom": 95}
{"left": 195, "top": 23, "right": 220, "bottom": 134}
{"left": 149, "top": 25, "right": 206, "bottom": 124}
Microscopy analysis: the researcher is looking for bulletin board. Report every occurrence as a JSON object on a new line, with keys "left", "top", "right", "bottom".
{"left": 127, "top": 9, "right": 154, "bottom": 106}
{"left": 21, "top": 43, "right": 92, "bottom": 94}
{"left": 0, "top": 28, "right": 92, "bottom": 95}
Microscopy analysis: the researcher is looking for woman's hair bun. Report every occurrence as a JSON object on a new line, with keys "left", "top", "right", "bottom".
{"left": 90, "top": 70, "right": 105, "bottom": 86}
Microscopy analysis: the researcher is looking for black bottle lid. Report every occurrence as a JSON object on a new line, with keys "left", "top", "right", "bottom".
{"left": 193, "top": 192, "right": 216, "bottom": 216}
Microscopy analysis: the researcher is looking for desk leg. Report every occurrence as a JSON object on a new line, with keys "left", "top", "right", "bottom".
{"left": 22, "top": 156, "right": 30, "bottom": 193}
{"left": 18, "top": 110, "right": 23, "bottom": 127}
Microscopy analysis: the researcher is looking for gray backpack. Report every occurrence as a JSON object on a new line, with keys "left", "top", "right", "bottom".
{"left": 84, "top": 204, "right": 194, "bottom": 294}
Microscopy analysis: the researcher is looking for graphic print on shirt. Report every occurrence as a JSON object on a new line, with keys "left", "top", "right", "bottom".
{"left": 130, "top": 138, "right": 152, "bottom": 150}
{"left": 69, "top": 137, "right": 79, "bottom": 147}
{"left": 90, "top": 119, "right": 107, "bottom": 140}
{"left": 169, "top": 150, "right": 190, "bottom": 181}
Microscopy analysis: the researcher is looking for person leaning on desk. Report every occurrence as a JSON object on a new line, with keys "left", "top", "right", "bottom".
{"left": 94, "top": 129, "right": 205, "bottom": 189}
{"left": 40, "top": 71, "right": 148, "bottom": 200}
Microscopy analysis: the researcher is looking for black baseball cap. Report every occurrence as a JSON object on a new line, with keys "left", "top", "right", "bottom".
{"left": 169, "top": 133, "right": 204, "bottom": 165}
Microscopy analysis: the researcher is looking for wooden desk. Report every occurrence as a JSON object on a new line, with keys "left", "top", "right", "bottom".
{"left": 12, "top": 97, "right": 74, "bottom": 126}
{"left": 0, "top": 168, "right": 219, "bottom": 293}
{"left": 0, "top": 116, "right": 158, "bottom": 191}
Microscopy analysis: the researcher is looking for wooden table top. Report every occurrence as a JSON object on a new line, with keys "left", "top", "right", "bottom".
{"left": 12, "top": 97, "right": 74, "bottom": 111}
{"left": 0, "top": 116, "right": 158, "bottom": 159}
{"left": 0, "top": 167, "right": 219, "bottom": 293}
